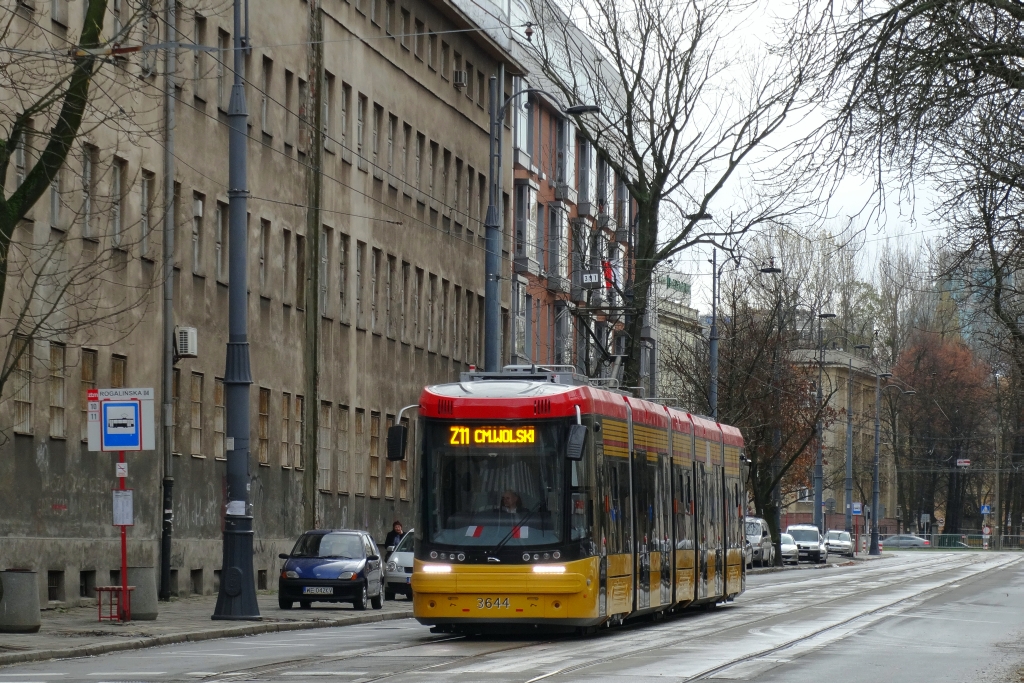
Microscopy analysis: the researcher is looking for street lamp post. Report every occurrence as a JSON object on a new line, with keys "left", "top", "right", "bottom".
{"left": 212, "top": 0, "right": 259, "bottom": 620}
{"left": 814, "top": 312, "right": 836, "bottom": 532}
{"left": 482, "top": 77, "right": 599, "bottom": 371}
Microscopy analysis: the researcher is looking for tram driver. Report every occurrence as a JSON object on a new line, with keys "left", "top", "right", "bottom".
{"left": 499, "top": 490, "right": 525, "bottom": 515}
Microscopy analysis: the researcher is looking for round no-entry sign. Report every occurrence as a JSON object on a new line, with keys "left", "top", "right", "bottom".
{"left": 983, "top": 525, "right": 991, "bottom": 536}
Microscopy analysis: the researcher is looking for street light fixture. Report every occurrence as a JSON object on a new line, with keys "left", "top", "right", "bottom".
{"left": 482, "top": 77, "right": 600, "bottom": 371}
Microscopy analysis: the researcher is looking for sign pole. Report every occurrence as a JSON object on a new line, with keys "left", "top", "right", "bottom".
{"left": 119, "top": 450, "right": 128, "bottom": 622}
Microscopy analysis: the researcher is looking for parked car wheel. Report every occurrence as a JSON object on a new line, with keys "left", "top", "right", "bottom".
{"left": 371, "top": 589, "right": 384, "bottom": 610}
{"left": 354, "top": 584, "right": 369, "bottom": 611}
{"left": 278, "top": 598, "right": 293, "bottom": 610}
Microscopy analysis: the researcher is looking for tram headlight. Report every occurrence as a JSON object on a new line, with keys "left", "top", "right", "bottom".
{"left": 422, "top": 564, "right": 452, "bottom": 573}
{"left": 532, "top": 565, "right": 566, "bottom": 574}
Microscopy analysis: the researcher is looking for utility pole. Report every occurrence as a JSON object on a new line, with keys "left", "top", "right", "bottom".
{"left": 159, "top": 0, "right": 176, "bottom": 603}
{"left": 709, "top": 249, "right": 718, "bottom": 420}
{"left": 870, "top": 372, "right": 891, "bottom": 556}
{"left": 212, "top": 0, "right": 260, "bottom": 620}
{"left": 994, "top": 372, "right": 1002, "bottom": 549}
{"left": 483, "top": 75, "right": 501, "bottom": 372}
{"left": 845, "top": 356, "right": 853, "bottom": 534}
{"left": 814, "top": 320, "right": 824, "bottom": 531}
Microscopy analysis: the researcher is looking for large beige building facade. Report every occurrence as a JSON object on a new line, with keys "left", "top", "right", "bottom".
{"left": 0, "top": 0, "right": 521, "bottom": 603}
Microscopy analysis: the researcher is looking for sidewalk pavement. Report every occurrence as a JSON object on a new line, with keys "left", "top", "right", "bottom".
{"left": 0, "top": 593, "right": 413, "bottom": 667}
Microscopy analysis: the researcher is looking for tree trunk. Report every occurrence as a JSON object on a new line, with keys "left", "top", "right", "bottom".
{"left": 622, "top": 199, "right": 659, "bottom": 389}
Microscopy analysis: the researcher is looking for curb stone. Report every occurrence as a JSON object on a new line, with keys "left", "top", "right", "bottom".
{"left": 0, "top": 607, "right": 414, "bottom": 667}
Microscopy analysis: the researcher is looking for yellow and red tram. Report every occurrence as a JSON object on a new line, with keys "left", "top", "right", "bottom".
{"left": 400, "top": 367, "right": 746, "bottom": 633}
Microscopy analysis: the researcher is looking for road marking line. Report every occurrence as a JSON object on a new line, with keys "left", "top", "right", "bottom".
{"left": 281, "top": 673, "right": 369, "bottom": 676}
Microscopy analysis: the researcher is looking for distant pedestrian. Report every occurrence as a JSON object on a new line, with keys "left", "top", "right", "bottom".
{"left": 384, "top": 520, "right": 404, "bottom": 549}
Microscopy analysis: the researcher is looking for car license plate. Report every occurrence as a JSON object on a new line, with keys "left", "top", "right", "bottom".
{"left": 302, "top": 586, "right": 334, "bottom": 595}
{"left": 406, "top": 576, "right": 411, "bottom": 584}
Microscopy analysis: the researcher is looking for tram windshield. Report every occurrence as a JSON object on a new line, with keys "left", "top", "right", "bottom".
{"left": 424, "top": 419, "right": 566, "bottom": 547}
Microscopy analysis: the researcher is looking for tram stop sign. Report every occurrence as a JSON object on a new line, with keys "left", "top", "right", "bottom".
{"left": 852, "top": 502, "right": 862, "bottom": 516}
{"left": 88, "top": 388, "right": 156, "bottom": 452}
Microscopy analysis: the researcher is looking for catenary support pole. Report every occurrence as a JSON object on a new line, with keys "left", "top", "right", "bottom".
{"left": 119, "top": 451, "right": 129, "bottom": 622}
{"left": 870, "top": 372, "right": 881, "bottom": 555}
{"left": 845, "top": 357, "right": 853, "bottom": 534}
{"left": 813, "top": 322, "right": 824, "bottom": 532}
{"left": 709, "top": 249, "right": 718, "bottom": 420}
{"left": 159, "top": 0, "right": 176, "bottom": 603}
{"left": 483, "top": 75, "right": 501, "bottom": 372}
{"left": 213, "top": 0, "right": 260, "bottom": 620}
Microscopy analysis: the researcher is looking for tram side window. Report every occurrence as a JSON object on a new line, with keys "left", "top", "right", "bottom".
{"left": 570, "top": 459, "right": 592, "bottom": 542}
{"left": 603, "top": 460, "right": 630, "bottom": 555}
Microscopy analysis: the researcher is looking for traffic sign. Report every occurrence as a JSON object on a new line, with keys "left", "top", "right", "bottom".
{"left": 115, "top": 462, "right": 127, "bottom": 478}
{"left": 956, "top": 459, "right": 971, "bottom": 467}
{"left": 88, "top": 388, "right": 155, "bottom": 452}
{"left": 852, "top": 502, "right": 862, "bottom": 516}
{"left": 982, "top": 525, "right": 992, "bottom": 536}
{"left": 980, "top": 504, "right": 992, "bottom": 515}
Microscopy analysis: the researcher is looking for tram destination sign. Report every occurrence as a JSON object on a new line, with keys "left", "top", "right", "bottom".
{"left": 449, "top": 425, "right": 536, "bottom": 446}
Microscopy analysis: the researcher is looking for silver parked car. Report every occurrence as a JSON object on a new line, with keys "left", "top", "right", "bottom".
{"left": 825, "top": 530, "right": 854, "bottom": 557}
{"left": 746, "top": 517, "right": 775, "bottom": 567}
{"left": 779, "top": 533, "right": 799, "bottom": 565}
{"left": 383, "top": 528, "right": 414, "bottom": 599}
{"left": 880, "top": 534, "right": 931, "bottom": 548}
{"left": 787, "top": 524, "right": 828, "bottom": 563}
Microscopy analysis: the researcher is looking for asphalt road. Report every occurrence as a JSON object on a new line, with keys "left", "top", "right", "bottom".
{"left": 2, "top": 552, "right": 1022, "bottom": 683}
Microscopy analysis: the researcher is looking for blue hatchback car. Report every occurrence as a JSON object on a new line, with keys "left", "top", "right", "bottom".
{"left": 278, "top": 529, "right": 385, "bottom": 610}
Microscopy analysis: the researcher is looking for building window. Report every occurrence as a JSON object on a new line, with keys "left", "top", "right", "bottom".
{"left": 387, "top": 114, "right": 396, "bottom": 175}
{"left": 319, "top": 227, "right": 330, "bottom": 316}
{"left": 356, "top": 95, "right": 366, "bottom": 161}
{"left": 427, "top": 32, "right": 436, "bottom": 69}
{"left": 354, "top": 409, "right": 365, "bottom": 494}
{"left": 294, "top": 395, "right": 304, "bottom": 469}
{"left": 140, "top": 172, "right": 154, "bottom": 257}
{"left": 11, "top": 336, "right": 31, "bottom": 434}
{"left": 384, "top": 0, "right": 393, "bottom": 34}
{"left": 111, "top": 158, "right": 126, "bottom": 247}
{"left": 414, "top": 133, "right": 424, "bottom": 189}
{"left": 261, "top": 57, "right": 272, "bottom": 135}
{"left": 441, "top": 41, "right": 449, "bottom": 79}
{"left": 413, "top": 268, "right": 423, "bottom": 345}
{"left": 49, "top": 170, "right": 61, "bottom": 229}
{"left": 215, "top": 202, "right": 228, "bottom": 283}
{"left": 384, "top": 414, "right": 395, "bottom": 499}
{"left": 193, "top": 14, "right": 206, "bottom": 99}
{"left": 282, "top": 228, "right": 292, "bottom": 304}
{"left": 110, "top": 355, "right": 126, "bottom": 388}
{"left": 385, "top": 255, "right": 395, "bottom": 338}
{"left": 258, "top": 387, "right": 270, "bottom": 465}
{"left": 318, "top": 401, "right": 332, "bottom": 492}
{"left": 340, "top": 83, "right": 350, "bottom": 150}
{"left": 401, "top": 123, "right": 410, "bottom": 181}
{"left": 81, "top": 145, "right": 95, "bottom": 239}
{"left": 370, "top": 248, "right": 380, "bottom": 332}
{"left": 80, "top": 349, "right": 95, "bottom": 441}
{"left": 259, "top": 218, "right": 269, "bottom": 290}
{"left": 295, "top": 233, "right": 306, "bottom": 311}
{"left": 414, "top": 19, "right": 424, "bottom": 58}
{"left": 214, "top": 378, "right": 225, "bottom": 460}
{"left": 399, "top": 416, "right": 410, "bottom": 499}
{"left": 49, "top": 343, "right": 65, "bottom": 438}
{"left": 339, "top": 233, "right": 349, "bottom": 322}
{"left": 192, "top": 194, "right": 204, "bottom": 274}
{"left": 355, "top": 241, "right": 365, "bottom": 327}
{"left": 369, "top": 411, "right": 381, "bottom": 497}
{"left": 337, "top": 405, "right": 350, "bottom": 493}
{"left": 322, "top": 71, "right": 334, "bottom": 152}
{"left": 217, "top": 29, "right": 230, "bottom": 109}
{"left": 14, "top": 125, "right": 27, "bottom": 188}
{"left": 172, "top": 368, "right": 182, "bottom": 454}
{"left": 190, "top": 373, "right": 203, "bottom": 457}
{"left": 281, "top": 393, "right": 292, "bottom": 467}
{"left": 400, "top": 9, "right": 410, "bottom": 49}
{"left": 372, "top": 104, "right": 382, "bottom": 167}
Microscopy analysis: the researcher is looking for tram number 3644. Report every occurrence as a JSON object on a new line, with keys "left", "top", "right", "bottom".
{"left": 477, "top": 597, "right": 511, "bottom": 609}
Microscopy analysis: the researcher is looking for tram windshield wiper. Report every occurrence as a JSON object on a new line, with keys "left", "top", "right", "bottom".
{"left": 487, "top": 503, "right": 545, "bottom": 557}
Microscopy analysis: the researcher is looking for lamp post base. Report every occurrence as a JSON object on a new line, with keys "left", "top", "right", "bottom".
{"left": 869, "top": 528, "right": 880, "bottom": 556}
{"left": 212, "top": 515, "right": 261, "bottom": 620}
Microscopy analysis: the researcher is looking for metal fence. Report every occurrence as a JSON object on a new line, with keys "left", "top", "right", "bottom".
{"left": 877, "top": 533, "right": 1024, "bottom": 550}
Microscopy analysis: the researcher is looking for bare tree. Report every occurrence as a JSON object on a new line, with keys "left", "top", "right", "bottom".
{"left": 0, "top": 0, "right": 161, "bottom": 432}
{"left": 524, "top": 0, "right": 825, "bottom": 386}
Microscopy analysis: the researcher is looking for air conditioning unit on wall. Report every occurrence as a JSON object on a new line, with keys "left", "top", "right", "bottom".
{"left": 453, "top": 70, "right": 468, "bottom": 90}
{"left": 175, "top": 326, "right": 198, "bottom": 359}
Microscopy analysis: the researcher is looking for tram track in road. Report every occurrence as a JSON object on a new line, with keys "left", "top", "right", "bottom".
{"left": 190, "top": 554, "right": 989, "bottom": 683}
{"left": 518, "top": 553, "right": 1022, "bottom": 683}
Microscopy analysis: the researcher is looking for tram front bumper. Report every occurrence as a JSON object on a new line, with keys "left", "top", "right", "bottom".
{"left": 412, "top": 562, "right": 599, "bottom": 624}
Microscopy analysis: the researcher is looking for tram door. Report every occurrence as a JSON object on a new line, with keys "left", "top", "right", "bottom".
{"left": 632, "top": 448, "right": 651, "bottom": 610}
{"left": 694, "top": 462, "right": 708, "bottom": 600}
{"left": 710, "top": 465, "right": 724, "bottom": 597}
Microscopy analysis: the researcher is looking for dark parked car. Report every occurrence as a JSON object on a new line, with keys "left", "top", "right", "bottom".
{"left": 278, "top": 529, "right": 385, "bottom": 610}
{"left": 880, "top": 534, "right": 931, "bottom": 548}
